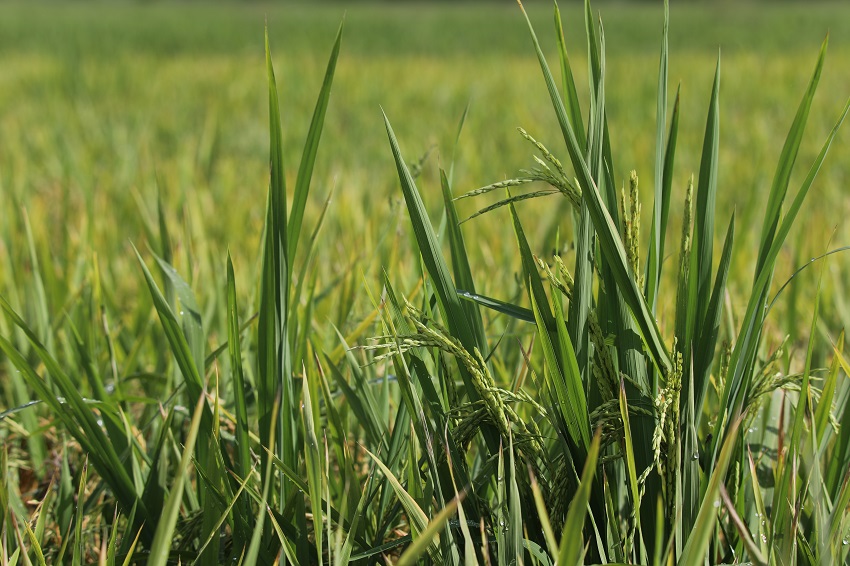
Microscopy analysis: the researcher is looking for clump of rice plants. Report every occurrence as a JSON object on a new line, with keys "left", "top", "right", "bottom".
{"left": 1, "top": 0, "right": 849, "bottom": 565}
{"left": 381, "top": 0, "right": 850, "bottom": 564}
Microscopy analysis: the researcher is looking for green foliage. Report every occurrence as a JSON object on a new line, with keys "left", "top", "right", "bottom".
{"left": 1, "top": 1, "right": 850, "bottom": 565}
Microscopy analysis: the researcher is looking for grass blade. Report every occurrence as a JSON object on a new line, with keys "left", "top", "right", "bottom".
{"left": 693, "top": 55, "right": 721, "bottom": 337}
{"left": 287, "top": 19, "right": 343, "bottom": 265}
{"left": 645, "top": 0, "right": 670, "bottom": 312}
{"left": 755, "top": 36, "right": 828, "bottom": 277}
{"left": 146, "top": 396, "right": 205, "bottom": 566}
{"left": 557, "top": 429, "right": 601, "bottom": 566}
{"left": 680, "top": 417, "right": 741, "bottom": 565}
{"left": 517, "top": 0, "right": 671, "bottom": 375}
{"left": 226, "top": 253, "right": 253, "bottom": 545}
{"left": 71, "top": 459, "right": 88, "bottom": 566}
{"left": 553, "top": 0, "right": 586, "bottom": 150}
{"left": 441, "top": 169, "right": 487, "bottom": 357}
{"left": 512, "top": 203, "right": 590, "bottom": 454}
{"left": 395, "top": 497, "right": 460, "bottom": 566}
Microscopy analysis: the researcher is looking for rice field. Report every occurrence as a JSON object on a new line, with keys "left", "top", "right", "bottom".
{"left": 2, "top": 1, "right": 850, "bottom": 564}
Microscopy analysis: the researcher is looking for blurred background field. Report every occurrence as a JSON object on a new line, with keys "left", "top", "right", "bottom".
{"left": 2, "top": 0, "right": 850, "bottom": 378}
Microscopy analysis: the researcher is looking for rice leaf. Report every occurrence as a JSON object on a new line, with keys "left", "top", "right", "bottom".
{"left": 645, "top": 0, "right": 670, "bottom": 312}
{"left": 226, "top": 253, "right": 253, "bottom": 531}
{"left": 680, "top": 417, "right": 741, "bottom": 564}
{"left": 618, "top": 378, "right": 641, "bottom": 556}
{"left": 693, "top": 55, "right": 721, "bottom": 337}
{"left": 395, "top": 497, "right": 461, "bottom": 566}
{"left": 553, "top": 0, "right": 586, "bottom": 151}
{"left": 517, "top": 0, "right": 671, "bottom": 375}
{"left": 815, "top": 331, "right": 844, "bottom": 447}
{"left": 512, "top": 203, "right": 590, "bottom": 454}
{"left": 441, "top": 169, "right": 487, "bottom": 359}
{"left": 755, "top": 36, "right": 828, "bottom": 277}
{"left": 383, "top": 110, "right": 493, "bottom": 421}
{"left": 146, "top": 395, "right": 205, "bottom": 566}
{"left": 719, "top": 483, "right": 767, "bottom": 566}
{"left": 364, "top": 448, "right": 438, "bottom": 557}
{"left": 457, "top": 290, "right": 535, "bottom": 324}
{"left": 771, "top": 235, "right": 829, "bottom": 559}
{"left": 287, "top": 19, "right": 343, "bottom": 265}
{"left": 0, "top": 298, "right": 150, "bottom": 541}
{"left": 710, "top": 96, "right": 850, "bottom": 472}
{"left": 558, "top": 429, "right": 602, "bottom": 566}
{"left": 301, "top": 369, "right": 324, "bottom": 566}
{"left": 71, "top": 459, "right": 88, "bottom": 566}
{"left": 133, "top": 246, "right": 205, "bottom": 409}
{"left": 692, "top": 213, "right": 734, "bottom": 418}
{"left": 152, "top": 253, "right": 205, "bottom": 381}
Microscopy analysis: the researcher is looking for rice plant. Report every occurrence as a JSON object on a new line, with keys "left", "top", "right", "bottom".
{"left": 381, "top": 0, "right": 850, "bottom": 564}
{"left": 1, "top": 0, "right": 849, "bottom": 565}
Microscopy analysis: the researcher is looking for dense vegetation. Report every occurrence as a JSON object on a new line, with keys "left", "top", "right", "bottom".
{"left": 2, "top": 1, "right": 850, "bottom": 564}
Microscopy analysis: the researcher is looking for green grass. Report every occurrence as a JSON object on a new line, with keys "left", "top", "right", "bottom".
{"left": 2, "top": 0, "right": 850, "bottom": 564}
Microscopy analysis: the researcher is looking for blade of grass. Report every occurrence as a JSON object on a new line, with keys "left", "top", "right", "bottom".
{"left": 719, "top": 483, "right": 767, "bottom": 566}
{"left": 755, "top": 36, "right": 828, "bottom": 277}
{"left": 226, "top": 252, "right": 253, "bottom": 539}
{"left": 395, "top": 497, "right": 461, "bottom": 566}
{"left": 771, "top": 236, "right": 829, "bottom": 559}
{"left": 71, "top": 459, "right": 88, "bottom": 566}
{"left": 517, "top": 0, "right": 671, "bottom": 375}
{"left": 618, "top": 378, "right": 641, "bottom": 558}
{"left": 692, "top": 213, "right": 734, "bottom": 416}
{"left": 146, "top": 395, "right": 205, "bottom": 566}
{"left": 693, "top": 54, "right": 721, "bottom": 339}
{"left": 0, "top": 299, "right": 150, "bottom": 542}
{"left": 152, "top": 253, "right": 205, "bottom": 375}
{"left": 710, "top": 97, "right": 850, "bottom": 474}
{"left": 815, "top": 331, "right": 844, "bottom": 447}
{"left": 558, "top": 429, "right": 601, "bottom": 566}
{"left": 554, "top": 0, "right": 586, "bottom": 151}
{"left": 287, "top": 19, "right": 343, "bottom": 265}
{"left": 680, "top": 417, "right": 741, "bottom": 564}
{"left": 244, "top": 391, "right": 281, "bottom": 565}
{"left": 645, "top": 0, "right": 670, "bottom": 313}
{"left": 302, "top": 370, "right": 324, "bottom": 566}
{"left": 364, "top": 448, "right": 439, "bottom": 557}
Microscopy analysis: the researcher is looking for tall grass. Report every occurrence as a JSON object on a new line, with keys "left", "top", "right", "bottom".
{"left": 383, "top": 0, "right": 850, "bottom": 563}
{"left": 0, "top": 1, "right": 849, "bottom": 565}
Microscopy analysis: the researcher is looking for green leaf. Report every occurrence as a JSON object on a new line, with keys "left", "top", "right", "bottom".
{"left": 558, "top": 429, "right": 602, "bottom": 566}
{"left": 711, "top": 96, "right": 850, "bottom": 471}
{"left": 226, "top": 253, "right": 253, "bottom": 544}
{"left": 771, "top": 234, "right": 829, "bottom": 559}
{"left": 395, "top": 497, "right": 460, "bottom": 566}
{"left": 364, "top": 448, "right": 438, "bottom": 557}
{"left": 302, "top": 371, "right": 324, "bottom": 566}
{"left": 692, "top": 212, "right": 734, "bottom": 418}
{"left": 693, "top": 55, "right": 721, "bottom": 337}
{"left": 457, "top": 290, "right": 535, "bottom": 324}
{"left": 755, "top": 36, "right": 828, "bottom": 277}
{"left": 618, "top": 378, "right": 641, "bottom": 555}
{"left": 134, "top": 246, "right": 205, "bottom": 407}
{"left": 554, "top": 0, "right": 585, "bottom": 151}
{"left": 383, "top": 111, "right": 490, "bottom": 408}
{"left": 517, "top": 1, "right": 671, "bottom": 375}
{"left": 0, "top": 297, "right": 149, "bottom": 542}
{"left": 146, "top": 396, "right": 205, "bottom": 566}
{"left": 645, "top": 0, "right": 669, "bottom": 311}
{"left": 512, "top": 203, "right": 590, "bottom": 454}
{"left": 680, "top": 417, "right": 741, "bottom": 565}
{"left": 816, "top": 331, "right": 844, "bottom": 447}
{"left": 71, "top": 459, "right": 88, "bottom": 566}
{"left": 287, "top": 19, "right": 343, "bottom": 265}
